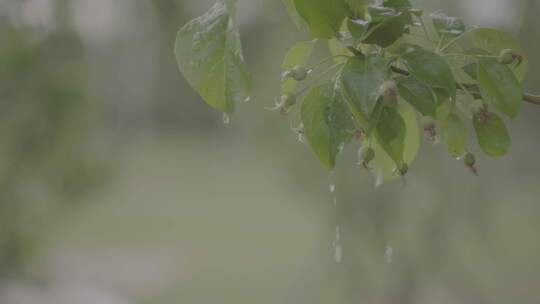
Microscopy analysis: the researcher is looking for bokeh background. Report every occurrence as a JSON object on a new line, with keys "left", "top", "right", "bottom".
{"left": 1, "top": 0, "right": 540, "bottom": 303}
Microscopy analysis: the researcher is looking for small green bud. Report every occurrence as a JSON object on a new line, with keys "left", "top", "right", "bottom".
{"left": 358, "top": 146, "right": 375, "bottom": 169}
{"left": 291, "top": 65, "right": 308, "bottom": 81}
{"left": 497, "top": 49, "right": 520, "bottom": 65}
{"left": 463, "top": 152, "right": 478, "bottom": 175}
{"left": 463, "top": 152, "right": 476, "bottom": 167}
{"left": 359, "top": 146, "right": 375, "bottom": 162}
{"left": 280, "top": 93, "right": 296, "bottom": 108}
{"left": 379, "top": 80, "right": 398, "bottom": 105}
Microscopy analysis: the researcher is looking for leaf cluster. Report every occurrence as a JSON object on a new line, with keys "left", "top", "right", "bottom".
{"left": 175, "top": 0, "right": 529, "bottom": 184}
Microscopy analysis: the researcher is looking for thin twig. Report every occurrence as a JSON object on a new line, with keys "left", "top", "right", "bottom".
{"left": 390, "top": 65, "right": 540, "bottom": 106}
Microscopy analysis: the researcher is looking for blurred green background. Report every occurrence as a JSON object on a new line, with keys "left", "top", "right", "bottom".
{"left": 1, "top": 0, "right": 540, "bottom": 303}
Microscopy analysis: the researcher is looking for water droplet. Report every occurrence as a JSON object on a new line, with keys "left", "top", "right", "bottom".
{"left": 222, "top": 113, "right": 231, "bottom": 125}
{"left": 244, "top": 96, "right": 251, "bottom": 103}
{"left": 329, "top": 183, "right": 336, "bottom": 193}
{"left": 385, "top": 245, "right": 393, "bottom": 264}
{"left": 375, "top": 169, "right": 384, "bottom": 187}
{"left": 337, "top": 143, "right": 345, "bottom": 153}
{"left": 350, "top": 19, "right": 369, "bottom": 26}
{"left": 334, "top": 244, "right": 342, "bottom": 263}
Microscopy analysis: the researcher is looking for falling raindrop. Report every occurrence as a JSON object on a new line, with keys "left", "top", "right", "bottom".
{"left": 222, "top": 113, "right": 231, "bottom": 125}
{"left": 244, "top": 96, "right": 251, "bottom": 103}
{"left": 334, "top": 244, "right": 342, "bottom": 263}
{"left": 385, "top": 245, "right": 394, "bottom": 264}
{"left": 329, "top": 183, "right": 336, "bottom": 193}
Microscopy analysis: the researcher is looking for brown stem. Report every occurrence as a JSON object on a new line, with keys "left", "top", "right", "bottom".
{"left": 390, "top": 65, "right": 540, "bottom": 107}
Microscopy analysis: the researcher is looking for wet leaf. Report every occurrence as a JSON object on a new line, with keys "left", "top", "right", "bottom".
{"left": 339, "top": 55, "right": 391, "bottom": 128}
{"left": 400, "top": 45, "right": 456, "bottom": 98}
{"left": 438, "top": 114, "right": 468, "bottom": 157}
{"left": 328, "top": 38, "right": 351, "bottom": 63}
{"left": 430, "top": 11, "right": 465, "bottom": 37}
{"left": 348, "top": 18, "right": 369, "bottom": 45}
{"left": 473, "top": 112, "right": 510, "bottom": 157}
{"left": 397, "top": 76, "right": 438, "bottom": 117}
{"left": 175, "top": 2, "right": 250, "bottom": 114}
{"left": 477, "top": 59, "right": 522, "bottom": 118}
{"left": 346, "top": 0, "right": 367, "bottom": 18}
{"left": 462, "top": 62, "right": 478, "bottom": 80}
{"left": 281, "top": 0, "right": 304, "bottom": 28}
{"left": 375, "top": 106, "right": 406, "bottom": 164}
{"left": 362, "top": 0, "right": 413, "bottom": 47}
{"left": 302, "top": 82, "right": 354, "bottom": 169}
{"left": 369, "top": 103, "right": 419, "bottom": 184}
{"left": 293, "top": 0, "right": 348, "bottom": 39}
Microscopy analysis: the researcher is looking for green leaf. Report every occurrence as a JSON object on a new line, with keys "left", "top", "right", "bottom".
{"left": 438, "top": 114, "right": 468, "bottom": 157}
{"left": 281, "top": 0, "right": 304, "bottom": 28}
{"left": 471, "top": 28, "right": 528, "bottom": 83}
{"left": 348, "top": 18, "right": 369, "bottom": 45}
{"left": 175, "top": 2, "right": 250, "bottom": 114}
{"left": 397, "top": 76, "right": 438, "bottom": 117}
{"left": 477, "top": 59, "right": 522, "bottom": 118}
{"left": 362, "top": 1, "right": 413, "bottom": 47}
{"left": 473, "top": 112, "right": 510, "bottom": 157}
{"left": 293, "top": 0, "right": 348, "bottom": 39}
{"left": 430, "top": 11, "right": 465, "bottom": 37}
{"left": 369, "top": 103, "right": 419, "bottom": 184}
{"left": 301, "top": 82, "right": 354, "bottom": 169}
{"left": 346, "top": 0, "right": 367, "bottom": 18}
{"left": 435, "top": 102, "right": 451, "bottom": 120}
{"left": 339, "top": 55, "right": 390, "bottom": 128}
{"left": 382, "top": 0, "right": 412, "bottom": 8}
{"left": 375, "top": 106, "right": 406, "bottom": 164}
{"left": 462, "top": 62, "right": 478, "bottom": 80}
{"left": 280, "top": 39, "right": 317, "bottom": 94}
{"left": 328, "top": 38, "right": 351, "bottom": 63}
{"left": 400, "top": 45, "right": 456, "bottom": 98}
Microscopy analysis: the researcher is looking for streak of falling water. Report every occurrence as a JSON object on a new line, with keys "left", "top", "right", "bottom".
{"left": 385, "top": 245, "right": 393, "bottom": 264}
{"left": 329, "top": 171, "right": 341, "bottom": 264}
{"left": 222, "top": 113, "right": 231, "bottom": 125}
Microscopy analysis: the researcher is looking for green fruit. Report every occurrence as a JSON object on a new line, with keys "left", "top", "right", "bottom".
{"left": 280, "top": 93, "right": 296, "bottom": 107}
{"left": 497, "top": 49, "right": 517, "bottom": 65}
{"left": 463, "top": 152, "right": 476, "bottom": 167}
{"left": 291, "top": 65, "right": 308, "bottom": 81}
{"left": 358, "top": 146, "right": 375, "bottom": 163}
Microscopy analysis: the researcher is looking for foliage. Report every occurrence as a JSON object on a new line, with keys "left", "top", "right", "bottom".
{"left": 0, "top": 22, "right": 111, "bottom": 275}
{"left": 175, "top": 0, "right": 529, "bottom": 184}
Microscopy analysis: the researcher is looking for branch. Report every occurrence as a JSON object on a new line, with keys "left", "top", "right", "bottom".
{"left": 390, "top": 66, "right": 540, "bottom": 107}
{"left": 523, "top": 93, "right": 540, "bottom": 106}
